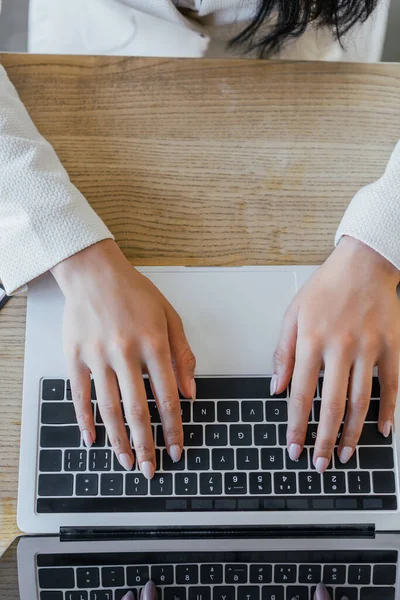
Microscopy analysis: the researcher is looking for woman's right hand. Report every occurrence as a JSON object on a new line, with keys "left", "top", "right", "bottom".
{"left": 51, "top": 240, "right": 196, "bottom": 479}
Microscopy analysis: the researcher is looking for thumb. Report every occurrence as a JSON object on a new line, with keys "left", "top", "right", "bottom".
{"left": 164, "top": 301, "right": 196, "bottom": 400}
{"left": 272, "top": 300, "right": 298, "bottom": 395}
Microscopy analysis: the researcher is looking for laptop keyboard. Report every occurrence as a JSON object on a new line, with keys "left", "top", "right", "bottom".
{"left": 36, "top": 376, "right": 398, "bottom": 513}
{"left": 37, "top": 550, "right": 397, "bottom": 600}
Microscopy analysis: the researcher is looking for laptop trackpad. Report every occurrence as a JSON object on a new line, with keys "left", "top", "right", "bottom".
{"left": 148, "top": 269, "right": 297, "bottom": 375}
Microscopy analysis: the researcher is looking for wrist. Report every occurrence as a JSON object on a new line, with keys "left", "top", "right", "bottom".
{"left": 337, "top": 236, "right": 400, "bottom": 287}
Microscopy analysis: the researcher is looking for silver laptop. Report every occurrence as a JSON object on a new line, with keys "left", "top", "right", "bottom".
{"left": 15, "top": 266, "right": 400, "bottom": 597}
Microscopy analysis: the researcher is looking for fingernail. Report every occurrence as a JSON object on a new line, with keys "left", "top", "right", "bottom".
{"left": 122, "top": 592, "right": 135, "bottom": 600}
{"left": 383, "top": 421, "right": 392, "bottom": 438}
{"left": 270, "top": 374, "right": 278, "bottom": 396}
{"left": 82, "top": 430, "right": 93, "bottom": 448}
{"left": 339, "top": 446, "right": 353, "bottom": 464}
{"left": 288, "top": 443, "right": 302, "bottom": 461}
{"left": 141, "top": 461, "right": 155, "bottom": 480}
{"left": 119, "top": 453, "right": 134, "bottom": 471}
{"left": 314, "top": 582, "right": 330, "bottom": 600}
{"left": 190, "top": 378, "right": 196, "bottom": 401}
{"left": 141, "top": 581, "right": 157, "bottom": 600}
{"left": 315, "top": 457, "right": 329, "bottom": 474}
{"left": 169, "top": 444, "right": 182, "bottom": 463}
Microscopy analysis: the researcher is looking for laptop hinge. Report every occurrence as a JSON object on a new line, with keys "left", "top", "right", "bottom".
{"left": 60, "top": 524, "right": 375, "bottom": 542}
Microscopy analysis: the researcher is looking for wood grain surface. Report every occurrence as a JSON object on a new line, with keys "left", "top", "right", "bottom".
{"left": 0, "top": 54, "right": 399, "bottom": 554}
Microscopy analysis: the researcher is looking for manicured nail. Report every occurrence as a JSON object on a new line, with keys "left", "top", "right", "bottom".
{"left": 190, "top": 378, "right": 197, "bottom": 401}
{"left": 122, "top": 592, "right": 135, "bottom": 600}
{"left": 339, "top": 446, "right": 353, "bottom": 464}
{"left": 383, "top": 421, "right": 392, "bottom": 438}
{"left": 82, "top": 430, "right": 93, "bottom": 448}
{"left": 141, "top": 461, "right": 155, "bottom": 480}
{"left": 169, "top": 444, "right": 182, "bottom": 463}
{"left": 288, "top": 443, "right": 302, "bottom": 461}
{"left": 119, "top": 453, "right": 134, "bottom": 471}
{"left": 270, "top": 374, "right": 278, "bottom": 396}
{"left": 141, "top": 581, "right": 157, "bottom": 600}
{"left": 315, "top": 457, "right": 329, "bottom": 474}
{"left": 314, "top": 583, "right": 330, "bottom": 600}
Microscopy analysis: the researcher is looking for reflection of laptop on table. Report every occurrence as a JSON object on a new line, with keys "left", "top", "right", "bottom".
{"left": 14, "top": 267, "right": 400, "bottom": 598}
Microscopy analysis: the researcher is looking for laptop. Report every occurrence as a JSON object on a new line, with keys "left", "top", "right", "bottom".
{"left": 14, "top": 266, "right": 400, "bottom": 598}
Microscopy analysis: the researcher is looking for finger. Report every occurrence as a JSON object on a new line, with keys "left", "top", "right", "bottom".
{"left": 67, "top": 354, "right": 95, "bottom": 448}
{"left": 313, "top": 351, "right": 350, "bottom": 473}
{"left": 272, "top": 300, "right": 299, "bottom": 395}
{"left": 314, "top": 583, "right": 331, "bottom": 600}
{"left": 118, "top": 361, "right": 156, "bottom": 480}
{"left": 338, "top": 358, "right": 373, "bottom": 463}
{"left": 287, "top": 337, "right": 321, "bottom": 460}
{"left": 141, "top": 581, "right": 157, "bottom": 600}
{"left": 164, "top": 301, "right": 197, "bottom": 400}
{"left": 377, "top": 346, "right": 399, "bottom": 438}
{"left": 93, "top": 364, "right": 134, "bottom": 470}
{"left": 145, "top": 336, "right": 183, "bottom": 463}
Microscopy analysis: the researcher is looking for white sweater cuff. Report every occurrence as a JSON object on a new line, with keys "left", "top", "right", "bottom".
{"left": 335, "top": 142, "right": 400, "bottom": 271}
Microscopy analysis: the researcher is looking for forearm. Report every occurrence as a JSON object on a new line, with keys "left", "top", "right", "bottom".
{"left": 0, "top": 64, "right": 113, "bottom": 295}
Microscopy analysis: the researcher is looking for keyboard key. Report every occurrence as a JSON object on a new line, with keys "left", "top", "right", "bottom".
{"left": 305, "top": 424, "right": 318, "bottom": 446}
{"left": 193, "top": 401, "right": 215, "bottom": 423}
{"left": 156, "top": 426, "right": 166, "bottom": 447}
{"left": 265, "top": 401, "right": 287, "bottom": 422}
{"left": 250, "top": 565, "right": 272, "bottom": 584}
{"left": 100, "top": 474, "right": 123, "bottom": 495}
{"left": 225, "top": 472, "right": 247, "bottom": 494}
{"left": 225, "top": 564, "right": 248, "bottom": 584}
{"left": 76, "top": 474, "right": 98, "bottom": 496}
{"left": 373, "top": 471, "right": 395, "bottom": 493}
{"left": 313, "top": 400, "right": 321, "bottom": 421}
{"left": 237, "top": 448, "right": 259, "bottom": 470}
{"left": 323, "top": 565, "right": 346, "bottom": 584}
{"left": 360, "top": 589, "right": 395, "bottom": 600}
{"left": 205, "top": 425, "right": 228, "bottom": 446}
{"left": 91, "top": 380, "right": 97, "bottom": 400}
{"left": 261, "top": 448, "right": 283, "bottom": 470}
{"left": 348, "top": 471, "right": 370, "bottom": 493}
{"left": 40, "top": 426, "right": 81, "bottom": 448}
{"left": 41, "top": 402, "right": 77, "bottom": 424}
{"left": 213, "top": 587, "right": 235, "bottom": 600}
{"left": 334, "top": 589, "right": 357, "bottom": 600}
{"left": 187, "top": 449, "right": 210, "bottom": 470}
{"left": 286, "top": 587, "right": 308, "bottom": 600}
{"left": 179, "top": 401, "right": 191, "bottom": 422}
{"left": 348, "top": 565, "right": 371, "bottom": 584}
{"left": 39, "top": 568, "right": 75, "bottom": 589}
{"left": 366, "top": 399, "right": 380, "bottom": 421}
{"left": 274, "top": 565, "right": 296, "bottom": 583}
{"left": 101, "top": 567, "right": 124, "bottom": 587}
{"left": 151, "top": 566, "right": 174, "bottom": 585}
{"left": 299, "top": 565, "right": 321, "bottom": 583}
{"left": 261, "top": 587, "right": 284, "bottom": 600}
{"left": 189, "top": 588, "right": 211, "bottom": 600}
{"left": 201, "top": 565, "right": 223, "bottom": 584}
{"left": 278, "top": 424, "right": 287, "bottom": 446}
{"left": 249, "top": 472, "right": 271, "bottom": 495}
{"left": 93, "top": 426, "right": 106, "bottom": 447}
{"left": 148, "top": 402, "right": 161, "bottom": 423}
{"left": 77, "top": 568, "right": 100, "bottom": 588}
{"left": 39, "top": 449, "right": 62, "bottom": 472}
{"left": 127, "top": 566, "right": 149, "bottom": 586}
{"left": 359, "top": 447, "right": 394, "bottom": 469}
{"left": 238, "top": 587, "right": 259, "bottom": 600}
{"left": 334, "top": 447, "right": 357, "bottom": 470}
{"left": 359, "top": 424, "right": 391, "bottom": 445}
{"left": 200, "top": 472, "right": 223, "bottom": 495}
{"left": 165, "top": 589, "right": 186, "bottom": 600}
{"left": 126, "top": 473, "right": 148, "bottom": 495}
{"left": 89, "top": 593, "right": 112, "bottom": 600}
{"left": 299, "top": 472, "right": 321, "bottom": 494}
{"left": 65, "top": 593, "right": 88, "bottom": 600}
{"left": 230, "top": 425, "right": 252, "bottom": 446}
{"left": 373, "top": 564, "right": 396, "bottom": 585}
{"left": 285, "top": 448, "right": 308, "bottom": 470}
{"left": 184, "top": 425, "right": 204, "bottom": 446}
{"left": 274, "top": 472, "right": 296, "bottom": 494}
{"left": 371, "top": 377, "right": 380, "bottom": 398}
{"left": 64, "top": 450, "right": 87, "bottom": 472}
{"left": 89, "top": 450, "right": 112, "bottom": 471}
{"left": 40, "top": 593, "right": 63, "bottom": 600}
{"left": 163, "top": 449, "right": 186, "bottom": 471}
{"left": 42, "top": 380, "right": 65, "bottom": 401}
{"left": 114, "top": 452, "right": 134, "bottom": 472}
{"left": 242, "top": 401, "right": 264, "bottom": 422}
{"left": 217, "top": 401, "right": 239, "bottom": 422}
{"left": 150, "top": 473, "right": 172, "bottom": 495}
{"left": 254, "top": 425, "right": 276, "bottom": 446}
{"left": 38, "top": 474, "right": 73, "bottom": 497}
{"left": 212, "top": 449, "right": 234, "bottom": 470}
{"left": 175, "top": 473, "right": 198, "bottom": 495}
{"left": 176, "top": 565, "right": 199, "bottom": 584}
{"left": 323, "top": 472, "right": 346, "bottom": 494}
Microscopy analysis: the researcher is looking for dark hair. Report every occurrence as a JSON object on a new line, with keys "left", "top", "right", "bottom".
{"left": 230, "top": 0, "right": 379, "bottom": 57}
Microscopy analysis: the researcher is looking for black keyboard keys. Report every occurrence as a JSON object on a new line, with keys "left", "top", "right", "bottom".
{"left": 225, "top": 472, "right": 247, "bottom": 494}
{"left": 359, "top": 447, "right": 394, "bottom": 469}
{"left": 200, "top": 472, "right": 223, "bottom": 495}
{"left": 163, "top": 449, "right": 186, "bottom": 471}
{"left": 237, "top": 449, "right": 259, "bottom": 470}
{"left": 206, "top": 425, "right": 228, "bottom": 447}
{"left": 286, "top": 588, "right": 308, "bottom": 600}
{"left": 348, "top": 565, "right": 371, "bottom": 585}
{"left": 373, "top": 564, "right": 396, "bottom": 585}
{"left": 212, "top": 449, "right": 234, "bottom": 471}
{"left": 175, "top": 473, "right": 198, "bottom": 495}
{"left": 126, "top": 474, "right": 148, "bottom": 495}
{"left": 38, "top": 474, "right": 73, "bottom": 496}
{"left": 274, "top": 472, "right": 296, "bottom": 494}
{"left": 373, "top": 471, "right": 395, "bottom": 493}
{"left": 189, "top": 588, "right": 211, "bottom": 600}
{"left": 39, "top": 449, "right": 62, "bottom": 472}
{"left": 237, "top": 587, "right": 259, "bottom": 600}
{"left": 299, "top": 565, "right": 321, "bottom": 583}
{"left": 101, "top": 567, "right": 124, "bottom": 587}
{"left": 193, "top": 401, "right": 215, "bottom": 423}
{"left": 165, "top": 589, "right": 186, "bottom": 600}
{"left": 89, "top": 450, "right": 111, "bottom": 471}
{"left": 274, "top": 565, "right": 296, "bottom": 583}
{"left": 348, "top": 471, "right": 371, "bottom": 493}
{"left": 249, "top": 472, "right": 271, "bottom": 495}
{"left": 285, "top": 449, "right": 308, "bottom": 470}
{"left": 77, "top": 568, "right": 100, "bottom": 588}
{"left": 64, "top": 450, "right": 87, "bottom": 472}
{"left": 261, "top": 587, "right": 284, "bottom": 600}
{"left": 250, "top": 565, "right": 272, "bottom": 584}
{"left": 265, "top": 401, "right": 287, "bottom": 422}
{"left": 323, "top": 565, "right": 346, "bottom": 584}
{"left": 359, "top": 424, "right": 391, "bottom": 445}
{"left": 230, "top": 425, "right": 252, "bottom": 446}
{"left": 201, "top": 565, "right": 223, "bottom": 584}
{"left": 100, "top": 474, "right": 123, "bottom": 495}
{"left": 188, "top": 449, "right": 210, "bottom": 470}
{"left": 241, "top": 401, "right": 264, "bottom": 422}
{"left": 41, "top": 402, "right": 77, "bottom": 424}
{"left": 127, "top": 566, "right": 149, "bottom": 586}
{"left": 176, "top": 565, "right": 199, "bottom": 584}
{"left": 42, "top": 379, "right": 65, "bottom": 401}
{"left": 217, "top": 401, "right": 239, "bottom": 422}
{"left": 151, "top": 566, "right": 174, "bottom": 585}
{"left": 225, "top": 565, "right": 248, "bottom": 584}
{"left": 254, "top": 425, "right": 276, "bottom": 446}
{"left": 261, "top": 449, "right": 283, "bottom": 470}
{"left": 76, "top": 474, "right": 98, "bottom": 496}
{"left": 213, "top": 588, "right": 235, "bottom": 600}
{"left": 40, "top": 426, "right": 80, "bottom": 448}
{"left": 184, "top": 425, "right": 204, "bottom": 446}
{"left": 323, "top": 472, "right": 346, "bottom": 494}
{"left": 299, "top": 472, "right": 321, "bottom": 494}
{"left": 150, "top": 473, "right": 173, "bottom": 495}
{"left": 39, "top": 568, "right": 74, "bottom": 588}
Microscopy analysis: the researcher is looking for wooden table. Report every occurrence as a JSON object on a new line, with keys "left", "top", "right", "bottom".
{"left": 0, "top": 55, "right": 399, "bottom": 554}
